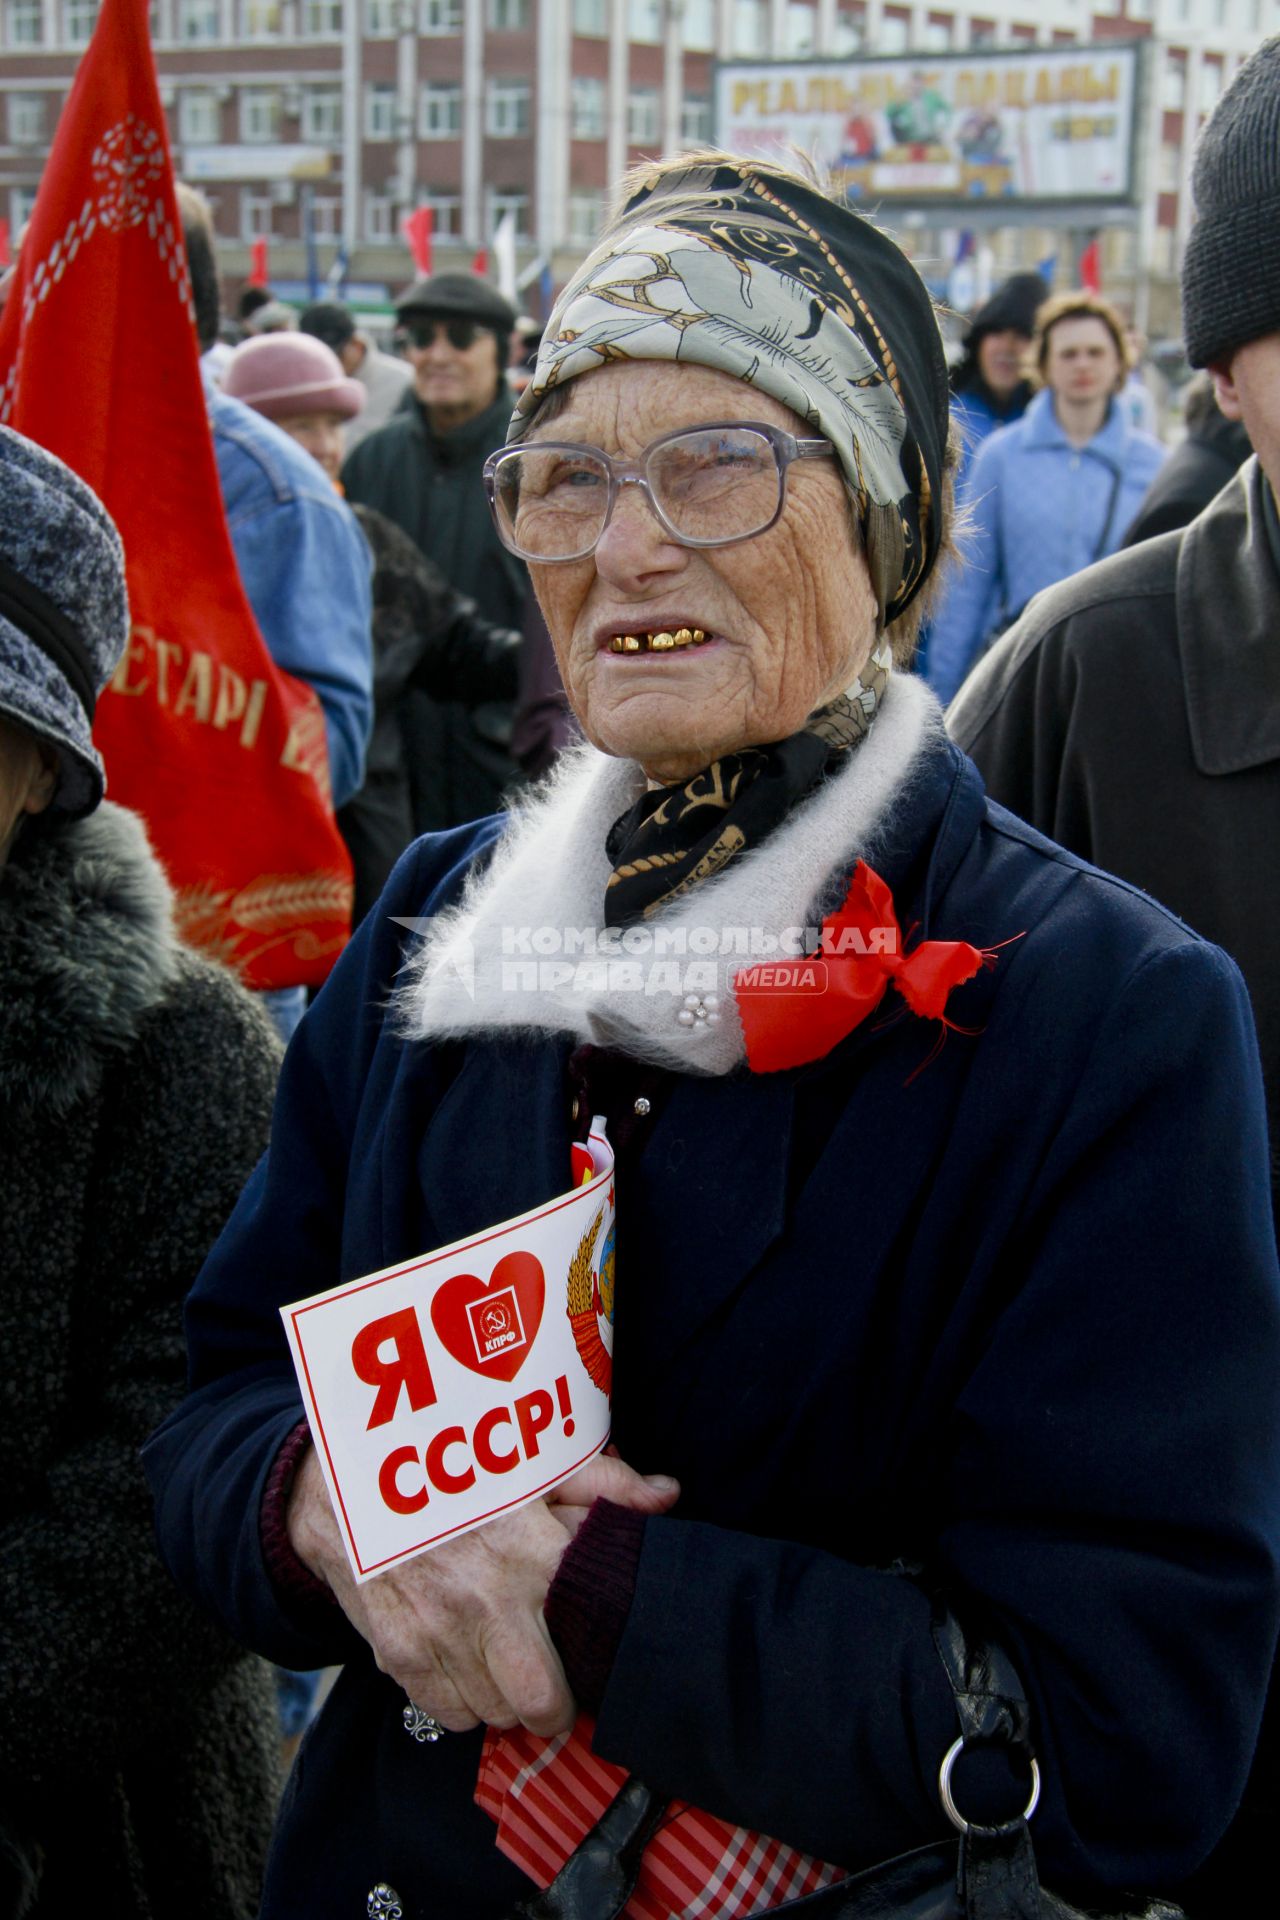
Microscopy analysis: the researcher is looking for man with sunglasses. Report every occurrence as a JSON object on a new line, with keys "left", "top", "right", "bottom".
{"left": 341, "top": 272, "right": 527, "bottom": 834}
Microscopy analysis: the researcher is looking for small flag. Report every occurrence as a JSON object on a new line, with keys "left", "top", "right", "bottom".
{"left": 248, "top": 234, "right": 270, "bottom": 287}
{"left": 0, "top": 219, "right": 10, "bottom": 269}
{"left": 492, "top": 211, "right": 517, "bottom": 305}
{"left": 471, "top": 246, "right": 489, "bottom": 277}
{"left": 1079, "top": 236, "right": 1101, "bottom": 294}
{"left": 401, "top": 205, "right": 433, "bottom": 277}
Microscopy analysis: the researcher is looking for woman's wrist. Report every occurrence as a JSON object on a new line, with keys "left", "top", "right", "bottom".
{"left": 544, "top": 1498, "right": 649, "bottom": 1714}
{"left": 262, "top": 1419, "right": 341, "bottom": 1610}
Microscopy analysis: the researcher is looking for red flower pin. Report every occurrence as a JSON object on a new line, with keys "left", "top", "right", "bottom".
{"left": 735, "top": 860, "right": 1008, "bottom": 1074}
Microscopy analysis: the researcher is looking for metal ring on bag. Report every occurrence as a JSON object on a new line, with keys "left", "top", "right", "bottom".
{"left": 938, "top": 1736, "right": 1041, "bottom": 1834}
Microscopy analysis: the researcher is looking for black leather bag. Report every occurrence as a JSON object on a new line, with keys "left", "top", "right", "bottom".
{"left": 503, "top": 1602, "right": 1185, "bottom": 1920}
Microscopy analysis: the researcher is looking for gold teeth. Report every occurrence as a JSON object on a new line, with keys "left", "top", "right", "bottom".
{"left": 607, "top": 627, "right": 708, "bottom": 654}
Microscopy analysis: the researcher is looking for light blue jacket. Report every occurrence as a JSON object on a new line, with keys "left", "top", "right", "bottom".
{"left": 928, "top": 389, "right": 1166, "bottom": 706}
{"left": 209, "top": 387, "right": 373, "bottom": 807}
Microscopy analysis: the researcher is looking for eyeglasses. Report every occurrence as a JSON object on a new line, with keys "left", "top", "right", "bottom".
{"left": 397, "top": 316, "right": 484, "bottom": 352}
{"left": 482, "top": 421, "right": 835, "bottom": 563}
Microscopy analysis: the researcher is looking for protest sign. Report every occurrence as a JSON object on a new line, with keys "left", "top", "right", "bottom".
{"left": 282, "top": 1123, "right": 615, "bottom": 1582}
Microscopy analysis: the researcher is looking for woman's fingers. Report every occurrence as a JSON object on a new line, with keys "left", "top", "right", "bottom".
{"left": 553, "top": 1452, "right": 679, "bottom": 1513}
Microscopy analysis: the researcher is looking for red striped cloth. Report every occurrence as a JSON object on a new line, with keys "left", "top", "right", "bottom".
{"left": 476, "top": 1716, "right": 844, "bottom": 1918}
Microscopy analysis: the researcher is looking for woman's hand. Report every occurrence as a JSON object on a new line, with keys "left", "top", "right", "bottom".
{"left": 286, "top": 1445, "right": 678, "bottom": 1735}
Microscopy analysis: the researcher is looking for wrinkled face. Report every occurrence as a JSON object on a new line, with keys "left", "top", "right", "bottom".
{"left": 276, "top": 410, "right": 347, "bottom": 482}
{"left": 976, "top": 327, "right": 1029, "bottom": 401}
{"left": 1042, "top": 315, "right": 1123, "bottom": 406}
{"left": 405, "top": 316, "right": 501, "bottom": 426}
{"left": 526, "top": 361, "right": 879, "bottom": 785}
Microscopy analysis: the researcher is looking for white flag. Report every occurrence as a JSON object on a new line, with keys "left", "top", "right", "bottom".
{"left": 493, "top": 211, "right": 518, "bottom": 305}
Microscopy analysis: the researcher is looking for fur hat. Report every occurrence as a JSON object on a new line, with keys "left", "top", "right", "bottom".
{"left": 0, "top": 426, "right": 129, "bottom": 816}
{"left": 1181, "top": 36, "right": 1280, "bottom": 368}
{"left": 221, "top": 332, "right": 365, "bottom": 423}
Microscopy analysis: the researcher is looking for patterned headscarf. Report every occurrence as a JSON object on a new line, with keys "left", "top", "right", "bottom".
{"left": 511, "top": 158, "right": 950, "bottom": 624}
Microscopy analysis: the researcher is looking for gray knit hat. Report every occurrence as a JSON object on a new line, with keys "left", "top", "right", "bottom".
{"left": 1181, "top": 35, "right": 1280, "bottom": 369}
{"left": 0, "top": 427, "right": 130, "bottom": 816}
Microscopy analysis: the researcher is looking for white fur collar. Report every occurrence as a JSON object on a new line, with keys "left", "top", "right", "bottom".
{"left": 395, "top": 673, "right": 944, "bottom": 1076}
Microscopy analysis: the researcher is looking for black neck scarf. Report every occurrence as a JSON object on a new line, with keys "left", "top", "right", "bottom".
{"left": 603, "top": 642, "right": 890, "bottom": 927}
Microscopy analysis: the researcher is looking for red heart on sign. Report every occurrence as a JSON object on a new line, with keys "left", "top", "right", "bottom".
{"left": 430, "top": 1251, "right": 545, "bottom": 1383}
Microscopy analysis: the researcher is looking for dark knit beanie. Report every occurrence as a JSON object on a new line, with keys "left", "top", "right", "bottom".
{"left": 1181, "top": 35, "right": 1280, "bottom": 368}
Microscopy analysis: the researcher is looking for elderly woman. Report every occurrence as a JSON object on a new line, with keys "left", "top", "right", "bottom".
{"left": 144, "top": 157, "right": 1280, "bottom": 1920}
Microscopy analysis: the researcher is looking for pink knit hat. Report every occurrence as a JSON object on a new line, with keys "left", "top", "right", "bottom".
{"left": 221, "top": 331, "right": 365, "bottom": 422}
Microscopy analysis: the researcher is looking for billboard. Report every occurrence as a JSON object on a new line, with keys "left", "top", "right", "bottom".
{"left": 714, "top": 44, "right": 1141, "bottom": 207}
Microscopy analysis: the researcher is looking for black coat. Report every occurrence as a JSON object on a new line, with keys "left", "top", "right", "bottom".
{"left": 342, "top": 388, "right": 528, "bottom": 834}
{"left": 145, "top": 731, "right": 1280, "bottom": 1919}
{"left": 949, "top": 457, "right": 1280, "bottom": 1909}
{"left": 1121, "top": 405, "right": 1252, "bottom": 546}
{"left": 0, "top": 804, "right": 283, "bottom": 1919}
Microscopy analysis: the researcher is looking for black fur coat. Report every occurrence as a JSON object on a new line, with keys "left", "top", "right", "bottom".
{"left": 0, "top": 802, "right": 283, "bottom": 1919}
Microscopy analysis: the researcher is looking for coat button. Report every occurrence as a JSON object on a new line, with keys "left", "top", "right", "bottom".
{"left": 571, "top": 1095, "right": 580, "bottom": 1121}
{"left": 367, "top": 1887, "right": 403, "bottom": 1919}
{"left": 634, "top": 1096, "right": 651, "bottom": 1116}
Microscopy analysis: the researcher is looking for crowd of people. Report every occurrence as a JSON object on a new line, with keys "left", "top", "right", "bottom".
{"left": 3, "top": 30, "right": 1280, "bottom": 1920}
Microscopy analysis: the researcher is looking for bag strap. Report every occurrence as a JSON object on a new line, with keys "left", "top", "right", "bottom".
{"left": 1090, "top": 462, "right": 1126, "bottom": 565}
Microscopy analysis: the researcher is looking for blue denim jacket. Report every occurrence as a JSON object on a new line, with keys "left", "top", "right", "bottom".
{"left": 208, "top": 385, "right": 373, "bottom": 808}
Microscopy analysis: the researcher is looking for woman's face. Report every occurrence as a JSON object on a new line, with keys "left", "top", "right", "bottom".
{"left": 1042, "top": 315, "right": 1123, "bottom": 407}
{"left": 527, "top": 361, "right": 878, "bottom": 785}
{"left": 976, "top": 327, "right": 1028, "bottom": 401}
{"left": 0, "top": 715, "right": 56, "bottom": 868}
{"left": 277, "top": 410, "right": 347, "bottom": 483}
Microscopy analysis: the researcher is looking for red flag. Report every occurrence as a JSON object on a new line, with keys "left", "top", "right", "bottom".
{"left": 248, "top": 234, "right": 270, "bottom": 287}
{"left": 402, "top": 205, "right": 433, "bottom": 277}
{"left": 0, "top": 0, "right": 353, "bottom": 990}
{"left": 471, "top": 247, "right": 489, "bottom": 277}
{"left": 1079, "top": 236, "right": 1101, "bottom": 294}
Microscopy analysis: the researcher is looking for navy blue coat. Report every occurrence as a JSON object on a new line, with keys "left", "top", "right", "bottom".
{"left": 144, "top": 737, "right": 1280, "bottom": 1919}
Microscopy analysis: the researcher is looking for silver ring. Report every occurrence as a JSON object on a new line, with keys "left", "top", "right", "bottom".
{"left": 402, "top": 1703, "right": 445, "bottom": 1744}
{"left": 938, "top": 1736, "right": 1040, "bottom": 1834}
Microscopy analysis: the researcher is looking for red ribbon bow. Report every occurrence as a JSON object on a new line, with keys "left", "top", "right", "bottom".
{"left": 735, "top": 860, "right": 995, "bottom": 1074}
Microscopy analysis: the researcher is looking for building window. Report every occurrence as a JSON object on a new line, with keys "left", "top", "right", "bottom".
{"left": 420, "top": 82, "right": 462, "bottom": 137}
{"left": 303, "top": 0, "right": 342, "bottom": 28}
{"left": 365, "top": 191, "right": 396, "bottom": 242}
{"left": 179, "top": 88, "right": 220, "bottom": 144}
{"left": 302, "top": 86, "right": 343, "bottom": 140}
{"left": 571, "top": 76, "right": 605, "bottom": 139}
{"left": 572, "top": 0, "right": 606, "bottom": 29}
{"left": 487, "top": 187, "right": 528, "bottom": 237}
{"left": 732, "top": 0, "right": 767, "bottom": 55}
{"left": 1162, "top": 59, "right": 1187, "bottom": 112}
{"left": 833, "top": 3, "right": 864, "bottom": 53}
{"left": 785, "top": 2, "right": 816, "bottom": 54}
{"left": 878, "top": 9, "right": 909, "bottom": 53}
{"left": 486, "top": 78, "right": 530, "bottom": 138}
{"left": 682, "top": 0, "right": 714, "bottom": 45}
{"left": 7, "top": 92, "right": 45, "bottom": 144}
{"left": 968, "top": 17, "right": 997, "bottom": 46}
{"left": 488, "top": 0, "right": 528, "bottom": 26}
{"left": 1152, "top": 224, "right": 1176, "bottom": 275}
{"left": 9, "top": 185, "right": 39, "bottom": 232}
{"left": 629, "top": 0, "right": 661, "bottom": 38}
{"left": 1158, "top": 141, "right": 1180, "bottom": 193}
{"left": 627, "top": 87, "right": 660, "bottom": 146}
{"left": 422, "top": 188, "right": 461, "bottom": 237}
{"left": 421, "top": 0, "right": 461, "bottom": 29}
{"left": 242, "top": 192, "right": 274, "bottom": 241}
{"left": 6, "top": 0, "right": 43, "bottom": 43}
{"left": 176, "top": 0, "right": 218, "bottom": 39}
{"left": 681, "top": 94, "right": 711, "bottom": 145}
{"left": 366, "top": 0, "right": 397, "bottom": 27}
{"left": 568, "top": 190, "right": 604, "bottom": 249}
{"left": 923, "top": 16, "right": 951, "bottom": 48}
{"left": 65, "top": 0, "right": 97, "bottom": 44}
{"left": 365, "top": 82, "right": 397, "bottom": 140}
{"left": 240, "top": 88, "right": 281, "bottom": 144}
{"left": 309, "top": 193, "right": 342, "bottom": 239}
{"left": 242, "top": 0, "right": 282, "bottom": 33}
